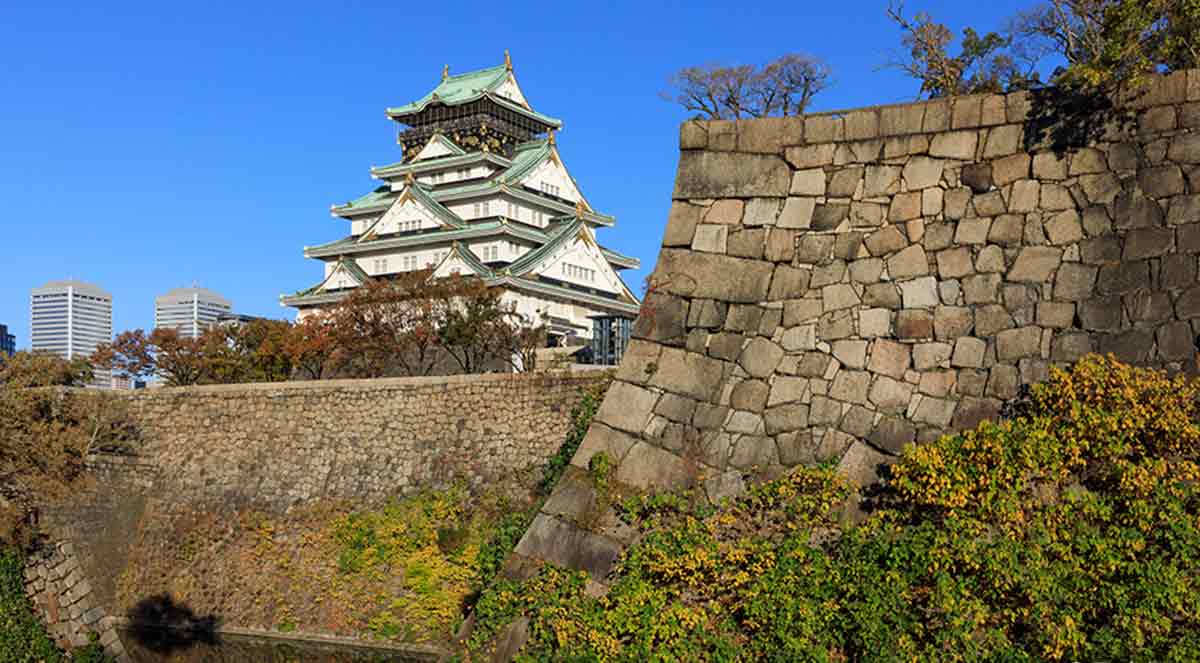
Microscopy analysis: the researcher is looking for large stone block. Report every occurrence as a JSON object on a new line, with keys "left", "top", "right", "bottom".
{"left": 930, "top": 131, "right": 978, "bottom": 159}
{"left": 1168, "top": 195, "right": 1200, "bottom": 226}
{"left": 655, "top": 249, "right": 775, "bottom": 303}
{"left": 903, "top": 156, "right": 945, "bottom": 190}
{"left": 887, "top": 245, "right": 930, "bottom": 280}
{"left": 1053, "top": 263, "right": 1099, "bottom": 301}
{"left": 1123, "top": 228, "right": 1174, "bottom": 260}
{"left": 900, "top": 277, "right": 940, "bottom": 308}
{"left": 837, "top": 440, "right": 893, "bottom": 486}
{"left": 616, "top": 441, "right": 695, "bottom": 491}
{"left": 996, "top": 326, "right": 1043, "bottom": 361}
{"left": 595, "top": 381, "right": 659, "bottom": 435}
{"left": 663, "top": 202, "right": 703, "bottom": 247}
{"left": 1007, "top": 247, "right": 1063, "bottom": 282}
{"left": 1138, "top": 165, "right": 1186, "bottom": 198}
{"left": 514, "top": 514, "right": 623, "bottom": 582}
{"left": 739, "top": 338, "right": 785, "bottom": 378}
{"left": 674, "top": 151, "right": 791, "bottom": 199}
{"left": 653, "top": 347, "right": 728, "bottom": 401}
{"left": 1168, "top": 134, "right": 1200, "bottom": 163}
{"left": 867, "top": 339, "right": 911, "bottom": 379}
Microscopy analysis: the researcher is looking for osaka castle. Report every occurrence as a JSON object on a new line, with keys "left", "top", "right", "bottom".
{"left": 281, "top": 52, "right": 641, "bottom": 347}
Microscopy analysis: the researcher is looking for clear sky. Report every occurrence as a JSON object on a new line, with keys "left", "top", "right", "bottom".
{"left": 0, "top": 0, "right": 1042, "bottom": 348}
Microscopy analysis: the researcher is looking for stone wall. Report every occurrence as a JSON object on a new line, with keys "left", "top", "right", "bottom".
{"left": 28, "top": 369, "right": 611, "bottom": 655}
{"left": 513, "top": 70, "right": 1200, "bottom": 584}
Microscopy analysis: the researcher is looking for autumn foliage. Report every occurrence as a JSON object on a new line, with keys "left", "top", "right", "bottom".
{"left": 94, "top": 273, "right": 547, "bottom": 386}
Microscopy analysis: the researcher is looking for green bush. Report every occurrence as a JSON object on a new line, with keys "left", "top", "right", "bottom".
{"left": 1, "top": 547, "right": 112, "bottom": 662}
{"left": 538, "top": 380, "right": 609, "bottom": 496}
{"left": 466, "top": 355, "right": 1200, "bottom": 662}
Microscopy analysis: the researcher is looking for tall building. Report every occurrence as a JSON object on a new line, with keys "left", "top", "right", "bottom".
{"left": 30, "top": 280, "right": 113, "bottom": 388}
{"left": 154, "top": 287, "right": 233, "bottom": 338}
{"left": 0, "top": 323, "right": 14, "bottom": 356}
{"left": 282, "top": 52, "right": 640, "bottom": 345}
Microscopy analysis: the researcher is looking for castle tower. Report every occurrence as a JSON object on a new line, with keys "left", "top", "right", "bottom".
{"left": 282, "top": 53, "right": 640, "bottom": 345}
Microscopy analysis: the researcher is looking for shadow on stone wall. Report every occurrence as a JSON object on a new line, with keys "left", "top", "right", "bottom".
{"left": 1023, "top": 84, "right": 1135, "bottom": 154}
{"left": 124, "top": 594, "right": 221, "bottom": 655}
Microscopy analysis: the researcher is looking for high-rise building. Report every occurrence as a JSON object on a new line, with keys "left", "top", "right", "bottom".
{"left": 282, "top": 52, "right": 640, "bottom": 345}
{"left": 0, "top": 323, "right": 15, "bottom": 356}
{"left": 154, "top": 287, "right": 233, "bottom": 338}
{"left": 30, "top": 280, "right": 113, "bottom": 388}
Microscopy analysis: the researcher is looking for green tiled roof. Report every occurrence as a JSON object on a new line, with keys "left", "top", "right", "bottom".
{"left": 292, "top": 256, "right": 369, "bottom": 297}
{"left": 307, "top": 220, "right": 545, "bottom": 258}
{"left": 371, "top": 151, "right": 511, "bottom": 179}
{"left": 384, "top": 64, "right": 563, "bottom": 129}
{"left": 334, "top": 186, "right": 395, "bottom": 215}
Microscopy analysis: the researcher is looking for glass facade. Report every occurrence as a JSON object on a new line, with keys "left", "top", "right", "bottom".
{"left": 590, "top": 316, "right": 632, "bottom": 366}
{"left": 0, "top": 323, "right": 14, "bottom": 356}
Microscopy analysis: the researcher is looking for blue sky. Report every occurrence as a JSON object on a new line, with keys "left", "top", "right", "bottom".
{"left": 0, "top": 0, "right": 1041, "bottom": 347}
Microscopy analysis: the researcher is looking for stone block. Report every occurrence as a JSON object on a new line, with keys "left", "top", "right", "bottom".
{"left": 1053, "top": 262, "right": 1098, "bottom": 301}
{"left": 900, "top": 277, "right": 940, "bottom": 308}
{"left": 781, "top": 325, "right": 817, "bottom": 352}
{"left": 961, "top": 163, "right": 993, "bottom": 193}
{"left": 952, "top": 337, "right": 987, "bottom": 368}
{"left": 704, "top": 470, "right": 746, "bottom": 503}
{"left": 865, "top": 226, "right": 908, "bottom": 256}
{"left": 944, "top": 188, "right": 972, "bottom": 219}
{"left": 986, "top": 364, "right": 1020, "bottom": 399}
{"left": 769, "top": 265, "right": 812, "bottom": 301}
{"left": 982, "top": 124, "right": 1022, "bottom": 158}
{"left": 1037, "top": 301, "right": 1076, "bottom": 328}
{"left": 777, "top": 195, "right": 816, "bottom": 229}
{"left": 764, "top": 403, "right": 811, "bottom": 435}
{"left": 783, "top": 299, "right": 823, "bottom": 326}
{"left": 834, "top": 232, "right": 865, "bottom": 260}
{"left": 868, "top": 375, "right": 913, "bottom": 411}
{"left": 812, "top": 203, "right": 851, "bottom": 231}
{"left": 837, "top": 441, "right": 893, "bottom": 486}
{"left": 1079, "top": 296, "right": 1124, "bottom": 331}
{"left": 1168, "top": 195, "right": 1200, "bottom": 226}
{"left": 1181, "top": 224, "right": 1200, "bottom": 253}
{"left": 867, "top": 339, "right": 911, "bottom": 379}
{"left": 1044, "top": 210, "right": 1083, "bottom": 246}
{"left": 913, "top": 341, "right": 953, "bottom": 371}
{"left": 1161, "top": 254, "right": 1197, "bottom": 290}
{"left": 896, "top": 309, "right": 934, "bottom": 339}
{"left": 691, "top": 224, "right": 728, "bottom": 254}
{"left": 806, "top": 114, "right": 844, "bottom": 143}
{"left": 1069, "top": 148, "right": 1107, "bottom": 175}
{"left": 881, "top": 104, "right": 925, "bottom": 135}
{"left": 730, "top": 380, "right": 769, "bottom": 413}
{"left": 654, "top": 347, "right": 728, "bottom": 401}
{"left": 912, "top": 395, "right": 956, "bottom": 428}
{"left": 1097, "top": 328, "right": 1155, "bottom": 364}
{"left": 744, "top": 198, "right": 782, "bottom": 227}
{"left": 596, "top": 381, "right": 659, "bottom": 435}
{"left": 656, "top": 393, "right": 698, "bottom": 423}
{"left": 930, "top": 130, "right": 978, "bottom": 160}
{"left": 923, "top": 187, "right": 945, "bottom": 217}
{"left": 663, "top": 201, "right": 703, "bottom": 247}
{"left": 656, "top": 249, "right": 775, "bottom": 303}
{"left": 1113, "top": 191, "right": 1165, "bottom": 230}
{"left": 1097, "top": 261, "right": 1151, "bottom": 295}
{"left": 680, "top": 120, "right": 708, "bottom": 150}
{"left": 935, "top": 247, "right": 973, "bottom": 279}
{"left": 864, "top": 164, "right": 902, "bottom": 197}
{"left": 974, "top": 191, "right": 1007, "bottom": 217}
{"left": 955, "top": 218, "right": 992, "bottom": 245}
{"left": 674, "top": 151, "right": 791, "bottom": 199}
{"left": 868, "top": 416, "right": 917, "bottom": 455}
{"left": 850, "top": 201, "right": 885, "bottom": 228}
{"left": 785, "top": 143, "right": 836, "bottom": 169}
{"left": 830, "top": 370, "right": 871, "bottom": 404}
{"left": 1050, "top": 332, "right": 1093, "bottom": 362}
{"left": 1032, "top": 152, "right": 1068, "bottom": 180}
{"left": 975, "top": 245, "right": 1005, "bottom": 273}
{"left": 1157, "top": 321, "right": 1195, "bottom": 360}
{"left": 571, "top": 423, "right": 638, "bottom": 473}
{"left": 1007, "top": 179, "right": 1041, "bottom": 213}
{"left": 975, "top": 304, "right": 1015, "bottom": 337}
{"left": 992, "top": 153, "right": 1031, "bottom": 187}
{"left": 858, "top": 308, "right": 891, "bottom": 338}
{"left": 888, "top": 191, "right": 923, "bottom": 223}
{"left": 1007, "top": 246, "right": 1063, "bottom": 282}
{"left": 1131, "top": 291, "right": 1178, "bottom": 324}
{"left": 687, "top": 299, "right": 727, "bottom": 329}
{"left": 737, "top": 117, "right": 802, "bottom": 153}
{"left": 1176, "top": 286, "right": 1200, "bottom": 319}
{"left": 1168, "top": 134, "right": 1200, "bottom": 163}
{"left": 863, "top": 283, "right": 902, "bottom": 309}
{"left": 849, "top": 257, "right": 884, "bottom": 284}
{"left": 1191, "top": 70, "right": 1200, "bottom": 100}
{"left": 1139, "top": 105, "right": 1178, "bottom": 133}
{"left": 996, "top": 326, "right": 1043, "bottom": 361}
{"left": 951, "top": 396, "right": 1002, "bottom": 431}
{"left": 832, "top": 339, "right": 869, "bottom": 369}
{"left": 933, "top": 306, "right": 973, "bottom": 341}
{"left": 903, "top": 156, "right": 945, "bottom": 190}
{"left": 887, "top": 245, "right": 930, "bottom": 280}
{"left": 819, "top": 309, "right": 856, "bottom": 341}
{"left": 704, "top": 199, "right": 745, "bottom": 225}
{"left": 616, "top": 441, "right": 695, "bottom": 491}
{"left": 790, "top": 169, "right": 826, "bottom": 196}
{"left": 768, "top": 376, "right": 809, "bottom": 407}
{"left": 1123, "top": 228, "right": 1174, "bottom": 260}
{"left": 1139, "top": 165, "right": 1186, "bottom": 198}
{"left": 765, "top": 229, "right": 796, "bottom": 262}
{"left": 739, "top": 338, "right": 785, "bottom": 378}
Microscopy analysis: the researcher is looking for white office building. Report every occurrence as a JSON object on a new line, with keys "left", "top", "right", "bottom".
{"left": 154, "top": 287, "right": 233, "bottom": 338}
{"left": 30, "top": 280, "right": 113, "bottom": 389}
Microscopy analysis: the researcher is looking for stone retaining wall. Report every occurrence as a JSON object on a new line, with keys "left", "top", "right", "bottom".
{"left": 513, "top": 70, "right": 1200, "bottom": 585}
{"left": 27, "top": 369, "right": 611, "bottom": 656}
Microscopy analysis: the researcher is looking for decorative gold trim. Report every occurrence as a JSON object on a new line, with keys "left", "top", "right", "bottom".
{"left": 504, "top": 49, "right": 512, "bottom": 70}
{"left": 442, "top": 64, "right": 449, "bottom": 80}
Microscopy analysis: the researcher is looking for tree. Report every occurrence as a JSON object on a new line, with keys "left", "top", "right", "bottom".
{"left": 92, "top": 329, "right": 156, "bottom": 383}
{"left": 284, "top": 313, "right": 340, "bottom": 380}
{"left": 663, "top": 53, "right": 832, "bottom": 119}
{"left": 1011, "top": 0, "right": 1200, "bottom": 90}
{"left": 886, "top": 1, "right": 1041, "bottom": 98}
{"left": 330, "top": 273, "right": 452, "bottom": 378}
{"left": 0, "top": 351, "right": 93, "bottom": 388}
